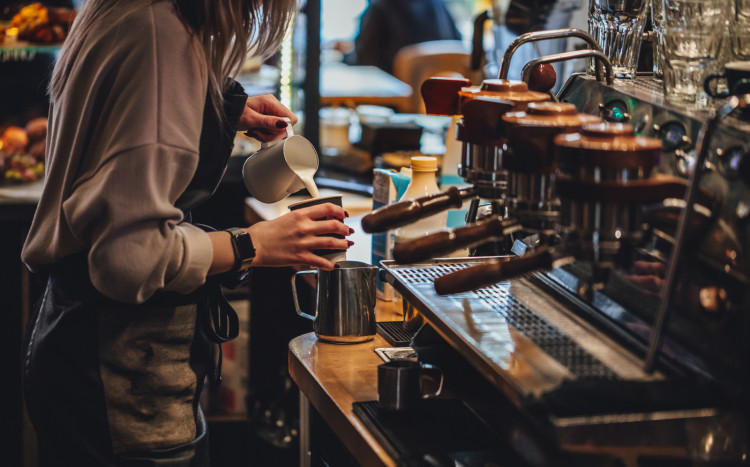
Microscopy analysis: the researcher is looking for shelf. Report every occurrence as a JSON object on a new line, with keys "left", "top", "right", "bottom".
{"left": 0, "top": 41, "right": 61, "bottom": 61}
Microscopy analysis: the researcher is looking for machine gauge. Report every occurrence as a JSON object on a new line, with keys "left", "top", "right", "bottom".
{"left": 654, "top": 121, "right": 690, "bottom": 152}
{"left": 599, "top": 100, "right": 630, "bottom": 123}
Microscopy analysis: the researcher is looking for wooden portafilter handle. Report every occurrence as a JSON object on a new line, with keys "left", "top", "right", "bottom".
{"left": 393, "top": 216, "right": 520, "bottom": 264}
{"left": 361, "top": 186, "right": 476, "bottom": 234}
{"left": 433, "top": 248, "right": 554, "bottom": 296}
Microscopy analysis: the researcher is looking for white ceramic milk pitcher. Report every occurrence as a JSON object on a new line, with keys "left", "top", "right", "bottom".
{"left": 242, "top": 119, "right": 320, "bottom": 203}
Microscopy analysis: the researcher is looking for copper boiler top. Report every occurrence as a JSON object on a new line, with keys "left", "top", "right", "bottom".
{"left": 498, "top": 102, "right": 602, "bottom": 173}
{"left": 554, "top": 122, "right": 663, "bottom": 169}
{"left": 458, "top": 79, "right": 550, "bottom": 110}
{"left": 503, "top": 101, "right": 601, "bottom": 128}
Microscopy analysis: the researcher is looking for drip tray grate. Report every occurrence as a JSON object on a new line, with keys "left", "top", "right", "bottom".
{"left": 387, "top": 261, "right": 618, "bottom": 380}
{"left": 377, "top": 321, "right": 417, "bottom": 347}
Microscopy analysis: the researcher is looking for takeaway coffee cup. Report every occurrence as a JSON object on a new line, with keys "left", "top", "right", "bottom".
{"left": 704, "top": 61, "right": 750, "bottom": 99}
{"left": 288, "top": 194, "right": 347, "bottom": 263}
{"left": 377, "top": 360, "right": 444, "bottom": 411}
{"left": 242, "top": 119, "right": 320, "bottom": 203}
{"left": 291, "top": 261, "right": 377, "bottom": 344}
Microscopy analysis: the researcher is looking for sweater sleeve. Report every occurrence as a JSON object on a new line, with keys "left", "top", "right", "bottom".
{"left": 58, "top": 1, "right": 213, "bottom": 303}
{"left": 62, "top": 143, "right": 214, "bottom": 303}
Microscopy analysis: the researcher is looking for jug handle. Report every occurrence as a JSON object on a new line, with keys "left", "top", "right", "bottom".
{"left": 260, "top": 117, "right": 294, "bottom": 149}
{"left": 291, "top": 269, "right": 318, "bottom": 321}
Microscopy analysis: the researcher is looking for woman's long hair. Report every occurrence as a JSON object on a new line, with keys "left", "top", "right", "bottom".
{"left": 50, "top": 0, "right": 297, "bottom": 119}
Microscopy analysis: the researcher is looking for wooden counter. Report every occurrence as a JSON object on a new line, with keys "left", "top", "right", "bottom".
{"left": 288, "top": 298, "right": 401, "bottom": 467}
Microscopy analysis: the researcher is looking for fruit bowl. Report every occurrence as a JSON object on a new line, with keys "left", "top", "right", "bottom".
{"left": 0, "top": 118, "right": 47, "bottom": 184}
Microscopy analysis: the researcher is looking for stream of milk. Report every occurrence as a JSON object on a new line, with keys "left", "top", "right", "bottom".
{"left": 298, "top": 170, "right": 320, "bottom": 198}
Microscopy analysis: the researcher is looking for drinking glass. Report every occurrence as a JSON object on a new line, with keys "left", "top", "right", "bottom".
{"left": 589, "top": 0, "right": 651, "bottom": 79}
{"left": 651, "top": 0, "right": 664, "bottom": 78}
{"left": 661, "top": 0, "right": 729, "bottom": 104}
{"left": 732, "top": 0, "right": 750, "bottom": 59}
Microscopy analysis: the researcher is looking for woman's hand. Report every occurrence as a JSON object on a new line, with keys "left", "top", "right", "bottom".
{"left": 239, "top": 94, "right": 299, "bottom": 143}
{"left": 248, "top": 203, "right": 353, "bottom": 270}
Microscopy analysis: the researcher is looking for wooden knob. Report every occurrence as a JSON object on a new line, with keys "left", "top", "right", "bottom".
{"left": 526, "top": 63, "right": 557, "bottom": 93}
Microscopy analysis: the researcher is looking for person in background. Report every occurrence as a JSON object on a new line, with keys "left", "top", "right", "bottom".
{"left": 20, "top": 0, "right": 352, "bottom": 465}
{"left": 344, "top": 0, "right": 462, "bottom": 74}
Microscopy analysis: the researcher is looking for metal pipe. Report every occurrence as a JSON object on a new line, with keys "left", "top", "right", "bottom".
{"left": 498, "top": 28, "right": 603, "bottom": 80}
{"left": 521, "top": 49, "right": 614, "bottom": 85}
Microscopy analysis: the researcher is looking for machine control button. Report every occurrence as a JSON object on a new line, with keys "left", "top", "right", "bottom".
{"left": 654, "top": 121, "right": 691, "bottom": 152}
{"left": 717, "top": 145, "right": 745, "bottom": 179}
{"left": 599, "top": 100, "right": 630, "bottom": 123}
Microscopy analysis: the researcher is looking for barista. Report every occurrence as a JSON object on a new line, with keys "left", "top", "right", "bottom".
{"left": 20, "top": 0, "right": 350, "bottom": 465}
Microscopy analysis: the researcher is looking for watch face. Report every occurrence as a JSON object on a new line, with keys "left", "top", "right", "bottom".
{"left": 235, "top": 232, "right": 255, "bottom": 260}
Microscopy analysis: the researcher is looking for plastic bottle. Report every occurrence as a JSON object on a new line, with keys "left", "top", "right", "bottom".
{"left": 393, "top": 156, "right": 448, "bottom": 247}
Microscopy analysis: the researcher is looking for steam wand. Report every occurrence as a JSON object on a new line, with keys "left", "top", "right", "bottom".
{"left": 498, "top": 28, "right": 604, "bottom": 81}
{"left": 643, "top": 95, "right": 746, "bottom": 373}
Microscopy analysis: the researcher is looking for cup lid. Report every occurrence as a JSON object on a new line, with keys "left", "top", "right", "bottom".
{"left": 287, "top": 193, "right": 343, "bottom": 210}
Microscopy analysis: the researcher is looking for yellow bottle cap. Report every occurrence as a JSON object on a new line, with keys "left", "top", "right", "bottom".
{"left": 410, "top": 156, "right": 437, "bottom": 171}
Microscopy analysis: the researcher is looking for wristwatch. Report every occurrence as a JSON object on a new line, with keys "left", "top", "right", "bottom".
{"left": 226, "top": 227, "right": 255, "bottom": 271}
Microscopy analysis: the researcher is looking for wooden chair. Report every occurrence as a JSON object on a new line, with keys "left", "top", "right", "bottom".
{"left": 392, "top": 40, "right": 475, "bottom": 114}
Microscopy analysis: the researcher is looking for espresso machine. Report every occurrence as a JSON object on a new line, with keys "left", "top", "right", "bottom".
{"left": 362, "top": 27, "right": 750, "bottom": 462}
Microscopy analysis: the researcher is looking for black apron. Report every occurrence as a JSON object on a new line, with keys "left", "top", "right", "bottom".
{"left": 21, "top": 80, "right": 248, "bottom": 466}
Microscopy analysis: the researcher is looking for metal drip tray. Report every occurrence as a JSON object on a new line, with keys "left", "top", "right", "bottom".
{"left": 381, "top": 258, "right": 659, "bottom": 403}
{"left": 381, "top": 258, "right": 741, "bottom": 458}
{"left": 389, "top": 261, "right": 617, "bottom": 380}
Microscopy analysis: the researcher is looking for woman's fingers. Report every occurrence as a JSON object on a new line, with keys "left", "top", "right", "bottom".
{"left": 296, "top": 203, "right": 346, "bottom": 221}
{"left": 304, "top": 235, "right": 352, "bottom": 252}
{"left": 247, "top": 94, "right": 298, "bottom": 124}
{"left": 244, "top": 126, "right": 288, "bottom": 143}
{"left": 298, "top": 252, "right": 337, "bottom": 271}
{"left": 307, "top": 219, "right": 352, "bottom": 237}
{"left": 239, "top": 94, "right": 298, "bottom": 139}
{"left": 242, "top": 109, "right": 288, "bottom": 142}
{"left": 246, "top": 202, "right": 353, "bottom": 269}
